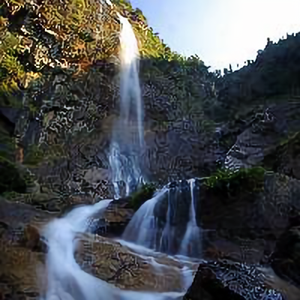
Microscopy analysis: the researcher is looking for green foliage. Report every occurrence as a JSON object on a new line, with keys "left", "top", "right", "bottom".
{"left": 128, "top": 182, "right": 156, "bottom": 211}
{"left": 23, "top": 144, "right": 44, "bottom": 166}
{"left": 0, "top": 31, "right": 26, "bottom": 104}
{"left": 1, "top": 190, "right": 21, "bottom": 200}
{"left": 140, "top": 54, "right": 213, "bottom": 124}
{"left": 0, "top": 156, "right": 27, "bottom": 194}
{"left": 216, "top": 33, "right": 300, "bottom": 122}
{"left": 0, "top": 126, "right": 15, "bottom": 160}
{"left": 204, "top": 167, "right": 266, "bottom": 197}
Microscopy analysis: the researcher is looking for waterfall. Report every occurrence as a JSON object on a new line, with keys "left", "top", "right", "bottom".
{"left": 178, "top": 179, "right": 202, "bottom": 257}
{"left": 109, "top": 14, "right": 145, "bottom": 199}
{"left": 123, "top": 179, "right": 202, "bottom": 258}
{"left": 40, "top": 10, "right": 199, "bottom": 300}
{"left": 122, "top": 188, "right": 168, "bottom": 249}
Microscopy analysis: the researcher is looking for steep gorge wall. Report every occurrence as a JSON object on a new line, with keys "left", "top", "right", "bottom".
{"left": 0, "top": 0, "right": 218, "bottom": 198}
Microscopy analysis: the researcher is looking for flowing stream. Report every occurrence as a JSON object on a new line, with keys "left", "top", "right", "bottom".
{"left": 41, "top": 197, "right": 196, "bottom": 300}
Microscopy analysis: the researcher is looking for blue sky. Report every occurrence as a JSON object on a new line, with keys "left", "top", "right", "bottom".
{"left": 130, "top": 0, "right": 300, "bottom": 71}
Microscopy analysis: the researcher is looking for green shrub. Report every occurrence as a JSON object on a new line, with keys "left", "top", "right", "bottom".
{"left": 128, "top": 182, "right": 156, "bottom": 211}
{"left": 204, "top": 167, "right": 266, "bottom": 197}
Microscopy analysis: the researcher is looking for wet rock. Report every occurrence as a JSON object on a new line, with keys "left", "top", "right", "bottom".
{"left": 153, "top": 182, "right": 196, "bottom": 226}
{"left": 270, "top": 224, "right": 300, "bottom": 287}
{"left": 23, "top": 224, "right": 47, "bottom": 252}
{"left": 89, "top": 198, "right": 135, "bottom": 237}
{"left": 259, "top": 267, "right": 300, "bottom": 300}
{"left": 75, "top": 232, "right": 198, "bottom": 293}
{"left": 184, "top": 260, "right": 284, "bottom": 300}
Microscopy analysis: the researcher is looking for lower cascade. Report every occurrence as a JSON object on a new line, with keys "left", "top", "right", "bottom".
{"left": 41, "top": 194, "right": 197, "bottom": 300}
{"left": 123, "top": 179, "right": 202, "bottom": 258}
{"left": 39, "top": 179, "right": 285, "bottom": 300}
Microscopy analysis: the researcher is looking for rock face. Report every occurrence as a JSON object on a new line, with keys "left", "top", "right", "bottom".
{"left": 270, "top": 224, "right": 300, "bottom": 287}
{"left": 0, "top": 157, "right": 27, "bottom": 194}
{"left": 0, "top": 0, "right": 218, "bottom": 199}
{"left": 200, "top": 171, "right": 300, "bottom": 263}
{"left": 264, "top": 132, "right": 300, "bottom": 180}
{"left": 225, "top": 103, "right": 300, "bottom": 173}
{"left": 183, "top": 260, "right": 284, "bottom": 300}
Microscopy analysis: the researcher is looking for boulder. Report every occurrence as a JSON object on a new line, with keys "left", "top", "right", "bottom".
{"left": 183, "top": 260, "right": 284, "bottom": 300}
{"left": 75, "top": 232, "right": 198, "bottom": 292}
{"left": 90, "top": 198, "right": 135, "bottom": 237}
{"left": 0, "top": 197, "right": 57, "bottom": 249}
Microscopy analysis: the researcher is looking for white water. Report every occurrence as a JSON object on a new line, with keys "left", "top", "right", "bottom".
{"left": 159, "top": 189, "right": 173, "bottom": 253}
{"left": 123, "top": 180, "right": 202, "bottom": 258}
{"left": 109, "top": 14, "right": 145, "bottom": 199}
{"left": 41, "top": 200, "right": 115, "bottom": 300}
{"left": 122, "top": 188, "right": 168, "bottom": 248}
{"left": 178, "top": 179, "right": 202, "bottom": 258}
{"left": 41, "top": 199, "right": 189, "bottom": 300}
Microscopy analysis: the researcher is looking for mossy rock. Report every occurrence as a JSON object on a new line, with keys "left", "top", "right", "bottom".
{"left": 127, "top": 183, "right": 156, "bottom": 211}
{"left": 203, "top": 167, "right": 265, "bottom": 198}
{"left": 0, "top": 156, "right": 27, "bottom": 195}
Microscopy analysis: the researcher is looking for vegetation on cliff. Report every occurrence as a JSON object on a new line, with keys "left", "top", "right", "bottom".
{"left": 212, "top": 33, "right": 300, "bottom": 122}
{"left": 0, "top": 0, "right": 211, "bottom": 113}
{"left": 127, "top": 182, "right": 156, "bottom": 211}
{"left": 204, "top": 167, "right": 266, "bottom": 197}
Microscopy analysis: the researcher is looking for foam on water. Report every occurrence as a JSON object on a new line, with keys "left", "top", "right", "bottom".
{"left": 41, "top": 198, "right": 189, "bottom": 300}
{"left": 41, "top": 200, "right": 116, "bottom": 300}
